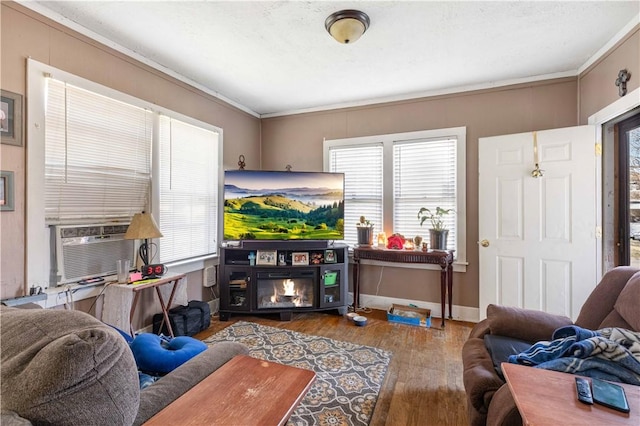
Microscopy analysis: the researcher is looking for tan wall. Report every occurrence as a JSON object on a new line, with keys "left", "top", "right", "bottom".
{"left": 2, "top": 1, "right": 635, "bottom": 320}
{"left": 261, "top": 79, "right": 579, "bottom": 311}
{"left": 0, "top": 3, "right": 261, "bottom": 326}
{"left": 579, "top": 25, "right": 640, "bottom": 123}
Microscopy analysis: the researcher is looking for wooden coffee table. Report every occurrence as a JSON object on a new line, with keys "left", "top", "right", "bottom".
{"left": 502, "top": 362, "right": 640, "bottom": 425}
{"left": 144, "top": 355, "right": 315, "bottom": 426}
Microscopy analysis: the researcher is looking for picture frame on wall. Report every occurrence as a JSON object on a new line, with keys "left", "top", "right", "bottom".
{"left": 292, "top": 252, "right": 309, "bottom": 266}
{"left": 0, "top": 90, "right": 23, "bottom": 147}
{"left": 0, "top": 171, "right": 15, "bottom": 211}
{"left": 256, "top": 250, "right": 277, "bottom": 266}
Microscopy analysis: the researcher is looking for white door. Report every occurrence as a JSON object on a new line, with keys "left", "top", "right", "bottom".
{"left": 478, "top": 126, "right": 597, "bottom": 321}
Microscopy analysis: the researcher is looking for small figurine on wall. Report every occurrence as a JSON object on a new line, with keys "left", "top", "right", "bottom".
{"left": 615, "top": 69, "right": 631, "bottom": 97}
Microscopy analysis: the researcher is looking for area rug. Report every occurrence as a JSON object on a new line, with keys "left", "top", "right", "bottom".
{"left": 204, "top": 321, "right": 391, "bottom": 426}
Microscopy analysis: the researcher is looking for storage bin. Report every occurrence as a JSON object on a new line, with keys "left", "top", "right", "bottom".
{"left": 324, "top": 271, "right": 338, "bottom": 286}
{"left": 387, "top": 303, "right": 431, "bottom": 328}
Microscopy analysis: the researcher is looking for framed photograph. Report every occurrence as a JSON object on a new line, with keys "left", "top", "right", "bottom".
{"left": 324, "top": 249, "right": 337, "bottom": 263}
{"left": 0, "top": 171, "right": 15, "bottom": 211}
{"left": 292, "top": 252, "right": 309, "bottom": 266}
{"left": 256, "top": 250, "right": 277, "bottom": 266}
{"left": 0, "top": 90, "right": 23, "bottom": 147}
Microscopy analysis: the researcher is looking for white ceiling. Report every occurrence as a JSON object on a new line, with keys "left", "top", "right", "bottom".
{"left": 23, "top": 1, "right": 640, "bottom": 117}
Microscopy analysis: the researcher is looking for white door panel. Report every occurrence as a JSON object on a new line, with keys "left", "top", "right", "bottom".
{"left": 479, "top": 125, "right": 597, "bottom": 321}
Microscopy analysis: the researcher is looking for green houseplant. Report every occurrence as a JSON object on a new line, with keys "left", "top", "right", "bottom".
{"left": 418, "top": 207, "right": 454, "bottom": 250}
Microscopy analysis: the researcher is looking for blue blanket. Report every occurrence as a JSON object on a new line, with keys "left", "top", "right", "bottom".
{"left": 508, "top": 325, "right": 640, "bottom": 385}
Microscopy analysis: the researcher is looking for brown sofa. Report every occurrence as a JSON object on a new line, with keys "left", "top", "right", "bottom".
{"left": 462, "top": 266, "right": 640, "bottom": 426}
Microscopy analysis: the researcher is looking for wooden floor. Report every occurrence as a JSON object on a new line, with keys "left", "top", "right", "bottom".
{"left": 194, "top": 309, "right": 474, "bottom": 426}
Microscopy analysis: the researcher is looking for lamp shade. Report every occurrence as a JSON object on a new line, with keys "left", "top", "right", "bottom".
{"left": 325, "top": 10, "right": 370, "bottom": 44}
{"left": 125, "top": 213, "right": 163, "bottom": 240}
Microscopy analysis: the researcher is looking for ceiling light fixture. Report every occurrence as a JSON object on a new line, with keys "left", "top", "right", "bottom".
{"left": 325, "top": 9, "right": 370, "bottom": 44}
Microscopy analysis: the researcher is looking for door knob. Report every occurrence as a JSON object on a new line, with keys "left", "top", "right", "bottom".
{"left": 480, "top": 239, "right": 490, "bottom": 247}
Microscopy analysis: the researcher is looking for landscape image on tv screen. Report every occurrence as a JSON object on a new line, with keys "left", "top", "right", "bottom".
{"left": 224, "top": 170, "right": 344, "bottom": 241}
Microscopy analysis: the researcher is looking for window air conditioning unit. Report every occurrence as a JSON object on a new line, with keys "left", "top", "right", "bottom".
{"left": 52, "top": 223, "right": 135, "bottom": 286}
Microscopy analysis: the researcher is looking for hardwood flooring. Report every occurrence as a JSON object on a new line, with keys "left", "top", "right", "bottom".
{"left": 194, "top": 309, "right": 474, "bottom": 426}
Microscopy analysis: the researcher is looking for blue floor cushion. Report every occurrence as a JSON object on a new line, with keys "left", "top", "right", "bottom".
{"left": 130, "top": 333, "right": 207, "bottom": 375}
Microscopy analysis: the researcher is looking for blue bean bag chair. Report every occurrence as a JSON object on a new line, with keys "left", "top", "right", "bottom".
{"left": 130, "top": 333, "right": 207, "bottom": 375}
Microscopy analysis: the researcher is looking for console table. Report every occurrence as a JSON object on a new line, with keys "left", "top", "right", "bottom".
{"left": 352, "top": 247, "right": 454, "bottom": 328}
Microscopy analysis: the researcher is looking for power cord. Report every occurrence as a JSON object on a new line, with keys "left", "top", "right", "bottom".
{"left": 63, "top": 285, "right": 74, "bottom": 310}
{"left": 86, "top": 281, "right": 114, "bottom": 315}
{"left": 349, "top": 266, "right": 385, "bottom": 315}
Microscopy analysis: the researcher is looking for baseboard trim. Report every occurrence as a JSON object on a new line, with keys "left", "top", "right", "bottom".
{"left": 354, "top": 292, "right": 479, "bottom": 323}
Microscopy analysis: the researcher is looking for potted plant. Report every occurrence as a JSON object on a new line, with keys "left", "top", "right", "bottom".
{"left": 356, "top": 216, "right": 374, "bottom": 246}
{"left": 418, "top": 207, "right": 454, "bottom": 250}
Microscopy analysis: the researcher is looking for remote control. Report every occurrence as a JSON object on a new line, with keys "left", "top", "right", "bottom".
{"left": 575, "top": 377, "right": 593, "bottom": 405}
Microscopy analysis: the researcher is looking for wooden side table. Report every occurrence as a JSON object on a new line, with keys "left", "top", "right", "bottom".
{"left": 352, "top": 247, "right": 454, "bottom": 327}
{"left": 103, "top": 273, "right": 185, "bottom": 337}
{"left": 502, "top": 362, "right": 640, "bottom": 425}
{"left": 128, "top": 273, "right": 185, "bottom": 337}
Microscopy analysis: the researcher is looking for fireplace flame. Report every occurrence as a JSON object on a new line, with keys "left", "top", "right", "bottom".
{"left": 268, "top": 279, "right": 305, "bottom": 307}
{"left": 283, "top": 279, "right": 296, "bottom": 296}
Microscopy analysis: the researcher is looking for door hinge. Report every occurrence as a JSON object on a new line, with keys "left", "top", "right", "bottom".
{"left": 595, "top": 143, "right": 602, "bottom": 156}
{"left": 595, "top": 226, "right": 602, "bottom": 238}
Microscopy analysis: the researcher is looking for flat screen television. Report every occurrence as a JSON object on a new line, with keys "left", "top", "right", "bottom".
{"left": 223, "top": 170, "right": 344, "bottom": 241}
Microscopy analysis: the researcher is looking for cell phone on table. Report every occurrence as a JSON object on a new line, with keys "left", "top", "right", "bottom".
{"left": 591, "top": 378, "right": 630, "bottom": 413}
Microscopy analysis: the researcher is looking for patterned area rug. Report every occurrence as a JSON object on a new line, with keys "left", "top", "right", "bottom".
{"left": 204, "top": 321, "right": 391, "bottom": 426}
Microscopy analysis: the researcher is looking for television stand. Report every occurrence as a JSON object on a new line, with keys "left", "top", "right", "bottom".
{"left": 219, "top": 242, "right": 349, "bottom": 321}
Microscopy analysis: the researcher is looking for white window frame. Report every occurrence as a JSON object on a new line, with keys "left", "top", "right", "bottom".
{"left": 324, "top": 127, "right": 467, "bottom": 271}
{"left": 26, "top": 59, "right": 223, "bottom": 287}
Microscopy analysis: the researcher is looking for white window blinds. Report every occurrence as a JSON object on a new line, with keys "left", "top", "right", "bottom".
{"left": 393, "top": 138, "right": 457, "bottom": 251}
{"left": 44, "top": 79, "right": 152, "bottom": 223}
{"left": 328, "top": 144, "right": 383, "bottom": 245}
{"left": 158, "top": 116, "right": 219, "bottom": 262}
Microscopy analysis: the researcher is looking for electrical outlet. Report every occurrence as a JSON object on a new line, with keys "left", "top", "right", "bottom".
{"left": 203, "top": 266, "right": 216, "bottom": 288}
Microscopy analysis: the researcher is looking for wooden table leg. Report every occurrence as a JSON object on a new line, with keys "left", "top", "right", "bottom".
{"left": 155, "top": 283, "right": 176, "bottom": 338}
{"left": 447, "top": 262, "right": 453, "bottom": 319}
{"left": 352, "top": 259, "right": 360, "bottom": 310}
{"left": 440, "top": 265, "right": 446, "bottom": 328}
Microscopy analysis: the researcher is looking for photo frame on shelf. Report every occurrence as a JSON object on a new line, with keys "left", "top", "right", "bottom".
{"left": 292, "top": 252, "right": 309, "bottom": 266}
{"left": 256, "top": 250, "right": 277, "bottom": 266}
{"left": 0, "top": 170, "right": 15, "bottom": 211}
{"left": 0, "top": 90, "right": 23, "bottom": 147}
{"left": 324, "top": 249, "right": 337, "bottom": 263}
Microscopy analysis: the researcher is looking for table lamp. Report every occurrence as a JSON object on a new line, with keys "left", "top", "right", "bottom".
{"left": 124, "top": 212, "right": 163, "bottom": 269}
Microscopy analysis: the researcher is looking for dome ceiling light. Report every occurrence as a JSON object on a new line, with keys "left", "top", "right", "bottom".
{"left": 325, "top": 9, "right": 370, "bottom": 44}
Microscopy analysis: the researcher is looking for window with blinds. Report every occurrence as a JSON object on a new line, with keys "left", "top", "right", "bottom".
{"left": 394, "top": 138, "right": 457, "bottom": 251}
{"left": 324, "top": 127, "right": 466, "bottom": 262}
{"left": 328, "top": 144, "right": 384, "bottom": 244}
{"left": 158, "top": 116, "right": 219, "bottom": 263}
{"left": 44, "top": 79, "right": 152, "bottom": 223}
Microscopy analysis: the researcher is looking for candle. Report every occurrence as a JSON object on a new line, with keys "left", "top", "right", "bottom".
{"left": 377, "top": 232, "right": 387, "bottom": 248}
